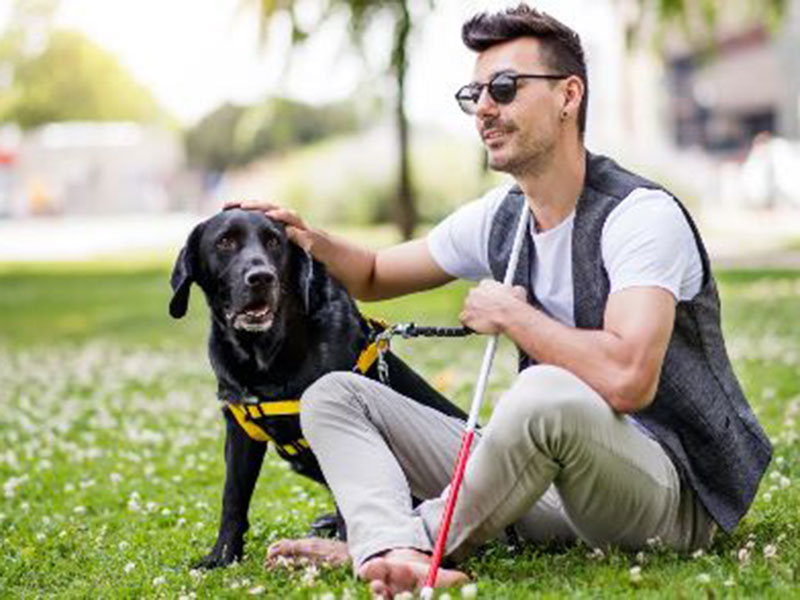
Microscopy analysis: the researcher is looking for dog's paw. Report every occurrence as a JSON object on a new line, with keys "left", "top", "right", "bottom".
{"left": 308, "top": 511, "right": 345, "bottom": 539}
{"left": 192, "top": 542, "right": 243, "bottom": 569}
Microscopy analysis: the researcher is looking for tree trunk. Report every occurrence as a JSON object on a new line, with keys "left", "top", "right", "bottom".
{"left": 392, "top": 1, "right": 417, "bottom": 240}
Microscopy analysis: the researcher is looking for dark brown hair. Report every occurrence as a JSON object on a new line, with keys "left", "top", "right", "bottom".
{"left": 462, "top": 3, "right": 588, "bottom": 136}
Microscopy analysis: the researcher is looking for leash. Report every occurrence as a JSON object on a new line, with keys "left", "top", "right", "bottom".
{"left": 372, "top": 323, "right": 473, "bottom": 384}
{"left": 421, "top": 204, "right": 530, "bottom": 598}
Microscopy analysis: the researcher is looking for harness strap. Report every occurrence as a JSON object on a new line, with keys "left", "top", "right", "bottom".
{"left": 227, "top": 331, "right": 385, "bottom": 445}
{"left": 227, "top": 404, "right": 272, "bottom": 443}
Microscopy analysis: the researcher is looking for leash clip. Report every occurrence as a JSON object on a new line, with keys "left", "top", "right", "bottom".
{"left": 373, "top": 324, "right": 410, "bottom": 384}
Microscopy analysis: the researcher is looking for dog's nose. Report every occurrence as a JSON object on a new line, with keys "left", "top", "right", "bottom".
{"left": 245, "top": 268, "right": 276, "bottom": 288}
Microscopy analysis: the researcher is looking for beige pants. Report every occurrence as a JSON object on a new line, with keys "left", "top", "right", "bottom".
{"left": 300, "top": 365, "right": 716, "bottom": 569}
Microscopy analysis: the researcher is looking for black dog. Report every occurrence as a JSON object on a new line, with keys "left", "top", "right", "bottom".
{"left": 169, "top": 209, "right": 466, "bottom": 568}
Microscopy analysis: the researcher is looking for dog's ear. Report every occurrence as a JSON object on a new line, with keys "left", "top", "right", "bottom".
{"left": 169, "top": 222, "right": 205, "bottom": 319}
{"left": 288, "top": 241, "right": 318, "bottom": 315}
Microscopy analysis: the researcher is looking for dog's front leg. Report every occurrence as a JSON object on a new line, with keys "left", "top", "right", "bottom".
{"left": 194, "top": 410, "right": 267, "bottom": 568}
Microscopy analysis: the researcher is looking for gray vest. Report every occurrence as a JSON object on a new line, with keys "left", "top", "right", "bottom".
{"left": 487, "top": 152, "right": 771, "bottom": 532}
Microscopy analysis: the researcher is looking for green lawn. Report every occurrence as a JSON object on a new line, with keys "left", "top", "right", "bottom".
{"left": 0, "top": 261, "right": 797, "bottom": 598}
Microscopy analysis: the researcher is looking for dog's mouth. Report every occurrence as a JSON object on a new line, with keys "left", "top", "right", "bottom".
{"left": 227, "top": 300, "right": 275, "bottom": 332}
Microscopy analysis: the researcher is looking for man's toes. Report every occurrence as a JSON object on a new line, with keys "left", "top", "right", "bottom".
{"left": 266, "top": 539, "right": 300, "bottom": 566}
{"left": 359, "top": 557, "right": 389, "bottom": 583}
{"left": 370, "top": 578, "right": 388, "bottom": 599}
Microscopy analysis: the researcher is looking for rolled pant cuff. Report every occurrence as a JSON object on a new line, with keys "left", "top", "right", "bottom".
{"left": 351, "top": 530, "right": 433, "bottom": 573}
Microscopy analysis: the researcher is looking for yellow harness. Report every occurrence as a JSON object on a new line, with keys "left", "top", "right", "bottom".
{"left": 225, "top": 320, "right": 390, "bottom": 456}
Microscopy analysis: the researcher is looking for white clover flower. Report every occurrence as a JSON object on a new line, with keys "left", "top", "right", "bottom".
{"left": 248, "top": 586, "right": 265, "bottom": 595}
{"left": 176, "top": 518, "right": 186, "bottom": 527}
{"left": 318, "top": 593, "right": 336, "bottom": 600}
{"left": 738, "top": 548, "right": 750, "bottom": 564}
{"left": 110, "top": 473, "right": 123, "bottom": 484}
{"left": 118, "top": 541, "right": 129, "bottom": 551}
{"left": 152, "top": 576, "right": 166, "bottom": 586}
{"left": 73, "top": 506, "right": 86, "bottom": 515}
{"left": 127, "top": 499, "right": 140, "bottom": 513}
{"left": 189, "top": 569, "right": 204, "bottom": 580}
{"left": 635, "top": 551, "right": 646, "bottom": 564}
{"left": 35, "top": 533, "right": 46, "bottom": 542}
{"left": 763, "top": 492, "right": 773, "bottom": 502}
{"left": 764, "top": 544, "right": 778, "bottom": 559}
{"left": 589, "top": 547, "right": 605, "bottom": 559}
{"left": 20, "top": 502, "right": 30, "bottom": 512}
{"left": 691, "top": 549, "right": 705, "bottom": 559}
{"left": 124, "top": 562, "right": 136, "bottom": 574}
{"left": 779, "top": 476, "right": 790, "bottom": 489}
{"left": 723, "top": 578, "right": 735, "bottom": 587}
{"left": 629, "top": 566, "right": 642, "bottom": 583}
{"left": 460, "top": 583, "right": 478, "bottom": 598}
{"left": 161, "top": 508, "right": 171, "bottom": 517}
{"left": 64, "top": 483, "right": 75, "bottom": 493}
{"left": 696, "top": 573, "right": 711, "bottom": 584}
{"left": 646, "top": 536, "right": 662, "bottom": 549}
{"left": 439, "top": 593, "right": 452, "bottom": 600}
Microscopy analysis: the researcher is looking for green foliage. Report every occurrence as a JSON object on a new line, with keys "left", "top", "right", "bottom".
{"left": 0, "top": 261, "right": 798, "bottom": 597}
{"left": 222, "top": 128, "right": 494, "bottom": 227}
{"left": 185, "top": 98, "right": 364, "bottom": 171}
{"left": 0, "top": 29, "right": 164, "bottom": 129}
{"left": 633, "top": 0, "right": 790, "bottom": 48}
{"left": 246, "top": 0, "right": 436, "bottom": 239}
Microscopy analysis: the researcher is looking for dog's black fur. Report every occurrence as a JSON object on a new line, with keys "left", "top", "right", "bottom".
{"left": 170, "top": 209, "right": 466, "bottom": 568}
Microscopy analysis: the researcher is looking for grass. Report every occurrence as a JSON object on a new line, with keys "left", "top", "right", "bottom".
{"left": 0, "top": 259, "right": 797, "bottom": 598}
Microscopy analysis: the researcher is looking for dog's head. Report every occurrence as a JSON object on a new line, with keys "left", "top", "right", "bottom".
{"left": 169, "top": 209, "right": 316, "bottom": 332}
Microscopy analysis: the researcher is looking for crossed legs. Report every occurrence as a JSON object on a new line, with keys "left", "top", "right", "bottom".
{"left": 268, "top": 365, "right": 708, "bottom": 596}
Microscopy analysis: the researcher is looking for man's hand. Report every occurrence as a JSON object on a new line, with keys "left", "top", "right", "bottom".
{"left": 460, "top": 280, "right": 528, "bottom": 334}
{"left": 224, "top": 200, "right": 315, "bottom": 252}
{"left": 224, "top": 199, "right": 454, "bottom": 301}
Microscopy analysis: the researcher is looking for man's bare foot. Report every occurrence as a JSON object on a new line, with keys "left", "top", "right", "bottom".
{"left": 265, "top": 538, "right": 350, "bottom": 568}
{"left": 358, "top": 548, "right": 469, "bottom": 598}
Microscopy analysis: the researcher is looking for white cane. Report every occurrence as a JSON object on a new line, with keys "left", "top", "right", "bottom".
{"left": 421, "top": 203, "right": 531, "bottom": 598}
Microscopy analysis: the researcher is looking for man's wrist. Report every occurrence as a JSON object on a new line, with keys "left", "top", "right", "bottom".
{"left": 497, "top": 295, "right": 529, "bottom": 334}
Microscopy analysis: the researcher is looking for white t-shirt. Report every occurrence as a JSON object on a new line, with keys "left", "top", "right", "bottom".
{"left": 427, "top": 184, "right": 704, "bottom": 325}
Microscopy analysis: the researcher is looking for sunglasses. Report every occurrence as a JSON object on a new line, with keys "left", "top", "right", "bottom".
{"left": 455, "top": 72, "right": 569, "bottom": 115}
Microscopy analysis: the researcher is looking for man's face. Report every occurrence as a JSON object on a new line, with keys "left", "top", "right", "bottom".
{"left": 472, "top": 38, "right": 565, "bottom": 175}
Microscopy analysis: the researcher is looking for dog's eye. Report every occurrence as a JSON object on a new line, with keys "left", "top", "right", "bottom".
{"left": 265, "top": 237, "right": 280, "bottom": 251}
{"left": 216, "top": 236, "right": 237, "bottom": 251}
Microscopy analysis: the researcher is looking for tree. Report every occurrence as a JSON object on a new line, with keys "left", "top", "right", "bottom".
{"left": 185, "top": 97, "right": 362, "bottom": 171}
{"left": 247, "top": 0, "right": 432, "bottom": 239}
{"left": 0, "top": 30, "right": 164, "bottom": 129}
{"left": 623, "top": 0, "right": 789, "bottom": 48}
{"left": 0, "top": 0, "right": 165, "bottom": 129}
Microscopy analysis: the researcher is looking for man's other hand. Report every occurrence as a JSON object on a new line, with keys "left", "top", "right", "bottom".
{"left": 460, "top": 280, "right": 527, "bottom": 334}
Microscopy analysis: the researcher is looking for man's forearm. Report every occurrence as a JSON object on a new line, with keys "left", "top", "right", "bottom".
{"left": 306, "top": 228, "right": 378, "bottom": 300}
{"left": 500, "top": 302, "right": 657, "bottom": 413}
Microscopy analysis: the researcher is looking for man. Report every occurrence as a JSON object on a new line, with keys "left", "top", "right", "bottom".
{"left": 237, "top": 5, "right": 771, "bottom": 597}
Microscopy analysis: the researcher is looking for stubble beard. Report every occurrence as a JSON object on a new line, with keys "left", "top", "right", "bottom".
{"left": 485, "top": 119, "right": 556, "bottom": 178}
